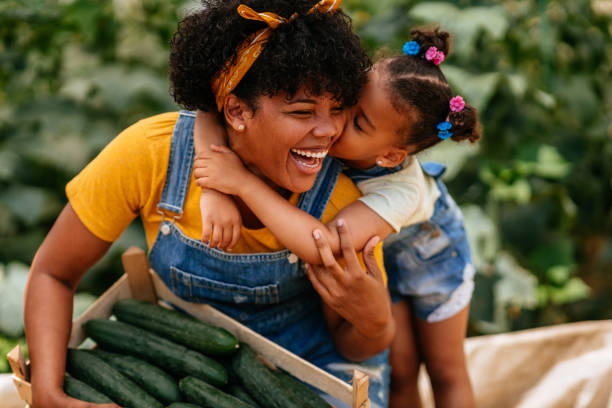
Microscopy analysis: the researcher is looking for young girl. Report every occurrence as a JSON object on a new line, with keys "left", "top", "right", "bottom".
{"left": 194, "top": 28, "right": 481, "bottom": 408}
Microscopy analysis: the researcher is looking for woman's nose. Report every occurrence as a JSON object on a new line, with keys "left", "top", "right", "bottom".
{"left": 312, "top": 114, "right": 343, "bottom": 141}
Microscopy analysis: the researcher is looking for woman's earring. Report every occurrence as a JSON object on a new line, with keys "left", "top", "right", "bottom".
{"left": 237, "top": 124, "right": 245, "bottom": 132}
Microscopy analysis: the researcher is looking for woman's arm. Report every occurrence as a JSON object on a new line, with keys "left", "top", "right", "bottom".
{"left": 25, "top": 204, "right": 119, "bottom": 408}
{"left": 305, "top": 221, "right": 395, "bottom": 361}
{"left": 194, "top": 146, "right": 394, "bottom": 264}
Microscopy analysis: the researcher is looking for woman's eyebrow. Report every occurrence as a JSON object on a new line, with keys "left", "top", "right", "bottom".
{"left": 287, "top": 98, "right": 316, "bottom": 104}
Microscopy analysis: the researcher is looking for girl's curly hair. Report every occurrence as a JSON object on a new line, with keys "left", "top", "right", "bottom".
{"left": 169, "top": 0, "right": 371, "bottom": 112}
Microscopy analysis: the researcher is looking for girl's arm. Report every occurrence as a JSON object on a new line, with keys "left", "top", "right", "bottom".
{"left": 194, "top": 146, "right": 394, "bottom": 265}
{"left": 25, "top": 204, "right": 119, "bottom": 408}
{"left": 194, "top": 110, "right": 242, "bottom": 250}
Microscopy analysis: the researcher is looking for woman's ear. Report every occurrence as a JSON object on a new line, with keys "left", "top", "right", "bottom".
{"left": 223, "top": 94, "right": 251, "bottom": 133}
{"left": 375, "top": 147, "right": 408, "bottom": 167}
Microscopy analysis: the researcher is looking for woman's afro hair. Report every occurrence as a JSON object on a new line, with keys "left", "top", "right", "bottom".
{"left": 169, "top": 0, "right": 371, "bottom": 112}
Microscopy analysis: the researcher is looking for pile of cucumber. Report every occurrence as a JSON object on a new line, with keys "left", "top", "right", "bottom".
{"left": 64, "top": 299, "right": 331, "bottom": 408}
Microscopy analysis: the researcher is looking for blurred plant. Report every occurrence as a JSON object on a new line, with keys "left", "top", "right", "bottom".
{"left": 0, "top": 0, "right": 610, "bottom": 362}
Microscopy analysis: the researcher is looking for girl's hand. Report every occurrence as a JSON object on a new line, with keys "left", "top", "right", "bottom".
{"left": 305, "top": 219, "right": 393, "bottom": 338}
{"left": 193, "top": 145, "right": 252, "bottom": 196}
{"left": 199, "top": 189, "right": 242, "bottom": 250}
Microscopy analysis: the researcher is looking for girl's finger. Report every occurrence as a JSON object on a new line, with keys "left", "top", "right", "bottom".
{"left": 228, "top": 225, "right": 241, "bottom": 251}
{"left": 362, "top": 235, "right": 384, "bottom": 283}
{"left": 336, "top": 219, "right": 361, "bottom": 272}
{"left": 201, "top": 222, "right": 212, "bottom": 244}
{"left": 219, "top": 226, "right": 232, "bottom": 250}
{"left": 210, "top": 144, "right": 232, "bottom": 153}
{"left": 209, "top": 224, "right": 222, "bottom": 248}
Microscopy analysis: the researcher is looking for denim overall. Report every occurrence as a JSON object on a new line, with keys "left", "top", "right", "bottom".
{"left": 148, "top": 112, "right": 390, "bottom": 407}
{"left": 348, "top": 162, "right": 475, "bottom": 323}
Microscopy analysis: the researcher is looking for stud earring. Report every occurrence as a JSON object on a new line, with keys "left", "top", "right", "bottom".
{"left": 377, "top": 160, "right": 383, "bottom": 165}
{"left": 237, "top": 124, "right": 245, "bottom": 131}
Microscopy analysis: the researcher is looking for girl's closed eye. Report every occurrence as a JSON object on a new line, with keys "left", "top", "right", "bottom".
{"left": 353, "top": 114, "right": 364, "bottom": 132}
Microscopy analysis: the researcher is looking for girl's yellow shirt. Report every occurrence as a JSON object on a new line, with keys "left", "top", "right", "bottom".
{"left": 66, "top": 112, "right": 385, "bottom": 279}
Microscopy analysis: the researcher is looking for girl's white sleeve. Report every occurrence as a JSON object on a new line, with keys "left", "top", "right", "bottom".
{"left": 356, "top": 157, "right": 440, "bottom": 233}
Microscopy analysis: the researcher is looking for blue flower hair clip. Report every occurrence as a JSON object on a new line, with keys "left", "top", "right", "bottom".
{"left": 437, "top": 121, "right": 453, "bottom": 139}
{"left": 403, "top": 41, "right": 420, "bottom": 56}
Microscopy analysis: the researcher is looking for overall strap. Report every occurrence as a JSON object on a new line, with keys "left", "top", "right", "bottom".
{"left": 296, "top": 156, "right": 342, "bottom": 220}
{"left": 421, "top": 161, "right": 447, "bottom": 180}
{"left": 157, "top": 111, "right": 196, "bottom": 215}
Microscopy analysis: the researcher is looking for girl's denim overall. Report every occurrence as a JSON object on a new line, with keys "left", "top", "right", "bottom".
{"left": 347, "top": 162, "right": 475, "bottom": 323}
{"left": 148, "top": 112, "right": 390, "bottom": 407}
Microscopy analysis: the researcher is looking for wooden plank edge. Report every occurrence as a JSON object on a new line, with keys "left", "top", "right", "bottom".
{"left": 7, "top": 345, "right": 27, "bottom": 381}
{"left": 12, "top": 375, "right": 32, "bottom": 405}
{"left": 150, "top": 270, "right": 355, "bottom": 404}
{"left": 352, "top": 370, "right": 370, "bottom": 408}
{"left": 122, "top": 246, "right": 157, "bottom": 303}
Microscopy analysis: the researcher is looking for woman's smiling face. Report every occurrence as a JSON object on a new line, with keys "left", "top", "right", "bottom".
{"left": 229, "top": 88, "right": 345, "bottom": 193}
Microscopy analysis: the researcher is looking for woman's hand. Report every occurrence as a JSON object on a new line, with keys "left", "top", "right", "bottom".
{"left": 305, "top": 219, "right": 394, "bottom": 339}
{"left": 193, "top": 145, "right": 253, "bottom": 196}
{"left": 33, "top": 388, "right": 119, "bottom": 408}
{"left": 199, "top": 189, "right": 242, "bottom": 250}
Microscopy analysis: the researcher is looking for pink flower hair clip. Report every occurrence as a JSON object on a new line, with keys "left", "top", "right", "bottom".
{"left": 449, "top": 95, "right": 465, "bottom": 112}
{"left": 425, "top": 46, "right": 445, "bottom": 66}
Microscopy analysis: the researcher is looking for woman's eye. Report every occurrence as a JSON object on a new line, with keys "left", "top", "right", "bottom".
{"left": 289, "top": 109, "right": 312, "bottom": 115}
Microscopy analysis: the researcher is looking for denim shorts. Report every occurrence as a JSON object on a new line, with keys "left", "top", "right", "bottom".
{"left": 383, "top": 178, "right": 475, "bottom": 323}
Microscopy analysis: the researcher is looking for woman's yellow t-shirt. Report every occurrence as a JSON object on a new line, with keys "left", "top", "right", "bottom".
{"left": 66, "top": 112, "right": 385, "bottom": 278}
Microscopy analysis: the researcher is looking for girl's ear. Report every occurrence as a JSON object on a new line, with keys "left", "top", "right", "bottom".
{"left": 375, "top": 147, "right": 408, "bottom": 167}
{"left": 223, "top": 94, "right": 252, "bottom": 132}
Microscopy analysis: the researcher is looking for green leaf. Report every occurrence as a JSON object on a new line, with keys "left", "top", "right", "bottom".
{"left": 442, "top": 66, "right": 501, "bottom": 111}
{"left": 548, "top": 278, "right": 591, "bottom": 305}
{"left": 460, "top": 205, "right": 500, "bottom": 272}
{"left": 410, "top": 3, "right": 509, "bottom": 58}
{"left": 0, "top": 262, "right": 29, "bottom": 338}
{"left": 0, "top": 185, "right": 62, "bottom": 227}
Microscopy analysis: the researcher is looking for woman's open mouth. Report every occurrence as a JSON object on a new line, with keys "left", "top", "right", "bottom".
{"left": 290, "top": 148, "right": 328, "bottom": 173}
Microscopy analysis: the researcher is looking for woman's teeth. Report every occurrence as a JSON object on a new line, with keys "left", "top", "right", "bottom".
{"left": 290, "top": 148, "right": 328, "bottom": 159}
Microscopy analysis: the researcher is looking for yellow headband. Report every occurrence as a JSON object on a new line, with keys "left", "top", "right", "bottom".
{"left": 211, "top": 0, "right": 342, "bottom": 111}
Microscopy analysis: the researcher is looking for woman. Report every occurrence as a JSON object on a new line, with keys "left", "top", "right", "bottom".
{"left": 24, "top": 1, "right": 394, "bottom": 407}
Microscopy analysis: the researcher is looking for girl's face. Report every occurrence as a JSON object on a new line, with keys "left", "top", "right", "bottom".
{"left": 230, "top": 88, "right": 345, "bottom": 193}
{"left": 330, "top": 63, "right": 411, "bottom": 169}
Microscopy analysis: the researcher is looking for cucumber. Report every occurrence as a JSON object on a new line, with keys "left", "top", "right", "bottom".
{"left": 63, "top": 373, "right": 114, "bottom": 404}
{"left": 227, "top": 384, "right": 261, "bottom": 407}
{"left": 179, "top": 376, "right": 255, "bottom": 408}
{"left": 232, "top": 343, "right": 309, "bottom": 408}
{"left": 112, "top": 299, "right": 238, "bottom": 355}
{"left": 65, "top": 348, "right": 163, "bottom": 408}
{"left": 87, "top": 349, "right": 181, "bottom": 404}
{"left": 83, "top": 319, "right": 227, "bottom": 387}
{"left": 273, "top": 369, "right": 330, "bottom": 408}
{"left": 167, "top": 404, "right": 203, "bottom": 408}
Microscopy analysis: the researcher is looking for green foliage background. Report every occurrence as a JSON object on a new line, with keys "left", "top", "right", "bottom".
{"left": 1, "top": 0, "right": 611, "bottom": 369}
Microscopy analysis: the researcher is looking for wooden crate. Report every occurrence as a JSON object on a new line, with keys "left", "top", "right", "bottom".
{"left": 7, "top": 247, "right": 370, "bottom": 408}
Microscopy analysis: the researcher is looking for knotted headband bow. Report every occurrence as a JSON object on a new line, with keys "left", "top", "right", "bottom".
{"left": 211, "top": 0, "right": 342, "bottom": 111}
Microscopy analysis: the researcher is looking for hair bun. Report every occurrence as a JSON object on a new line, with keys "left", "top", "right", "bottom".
{"left": 410, "top": 28, "right": 451, "bottom": 57}
{"left": 448, "top": 104, "right": 481, "bottom": 143}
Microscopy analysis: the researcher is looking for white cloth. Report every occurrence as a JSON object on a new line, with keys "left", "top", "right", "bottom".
{"left": 418, "top": 320, "right": 612, "bottom": 408}
{"left": 356, "top": 157, "right": 440, "bottom": 233}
